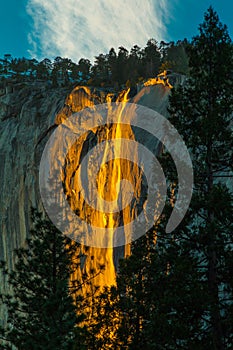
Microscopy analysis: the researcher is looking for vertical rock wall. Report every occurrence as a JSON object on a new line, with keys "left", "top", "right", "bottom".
{"left": 0, "top": 80, "right": 172, "bottom": 323}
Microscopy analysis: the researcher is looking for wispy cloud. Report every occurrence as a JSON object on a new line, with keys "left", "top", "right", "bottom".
{"left": 26, "top": 0, "right": 170, "bottom": 62}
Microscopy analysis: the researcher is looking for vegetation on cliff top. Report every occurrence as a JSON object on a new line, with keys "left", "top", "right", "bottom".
{"left": 0, "top": 39, "right": 189, "bottom": 89}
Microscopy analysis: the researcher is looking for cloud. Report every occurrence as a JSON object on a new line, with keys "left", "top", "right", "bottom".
{"left": 26, "top": 0, "right": 170, "bottom": 62}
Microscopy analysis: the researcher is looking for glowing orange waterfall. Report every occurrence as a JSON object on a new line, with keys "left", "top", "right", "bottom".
{"left": 57, "top": 87, "right": 133, "bottom": 292}
{"left": 144, "top": 70, "right": 173, "bottom": 89}
{"left": 54, "top": 81, "right": 172, "bottom": 296}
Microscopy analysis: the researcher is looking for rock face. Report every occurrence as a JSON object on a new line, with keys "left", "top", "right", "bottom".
{"left": 0, "top": 82, "right": 70, "bottom": 265}
{"left": 0, "top": 78, "right": 176, "bottom": 322}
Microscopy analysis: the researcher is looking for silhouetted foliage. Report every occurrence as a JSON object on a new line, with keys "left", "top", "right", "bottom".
{"left": 0, "top": 37, "right": 189, "bottom": 89}
{"left": 0, "top": 210, "right": 87, "bottom": 350}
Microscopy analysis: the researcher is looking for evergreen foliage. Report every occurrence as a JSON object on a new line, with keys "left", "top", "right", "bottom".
{"left": 0, "top": 210, "right": 87, "bottom": 350}
{"left": 0, "top": 39, "right": 189, "bottom": 88}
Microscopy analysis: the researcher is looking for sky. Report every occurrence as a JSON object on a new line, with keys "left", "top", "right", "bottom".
{"left": 0, "top": 0, "right": 232, "bottom": 63}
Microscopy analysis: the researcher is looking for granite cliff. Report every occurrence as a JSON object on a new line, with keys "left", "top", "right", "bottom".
{"left": 0, "top": 75, "right": 184, "bottom": 322}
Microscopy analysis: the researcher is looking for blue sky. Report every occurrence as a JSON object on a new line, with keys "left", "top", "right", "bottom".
{"left": 0, "top": 0, "right": 232, "bottom": 62}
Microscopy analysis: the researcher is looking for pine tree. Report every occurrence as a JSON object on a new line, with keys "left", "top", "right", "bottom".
{"left": 109, "top": 7, "right": 233, "bottom": 350}
{"left": 0, "top": 209, "right": 87, "bottom": 350}
{"left": 143, "top": 39, "right": 161, "bottom": 78}
{"left": 166, "top": 7, "right": 233, "bottom": 349}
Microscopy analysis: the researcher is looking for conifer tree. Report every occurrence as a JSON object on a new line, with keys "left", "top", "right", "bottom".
{"left": 166, "top": 7, "right": 233, "bottom": 348}
{"left": 0, "top": 210, "right": 87, "bottom": 350}
{"left": 110, "top": 7, "right": 233, "bottom": 350}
